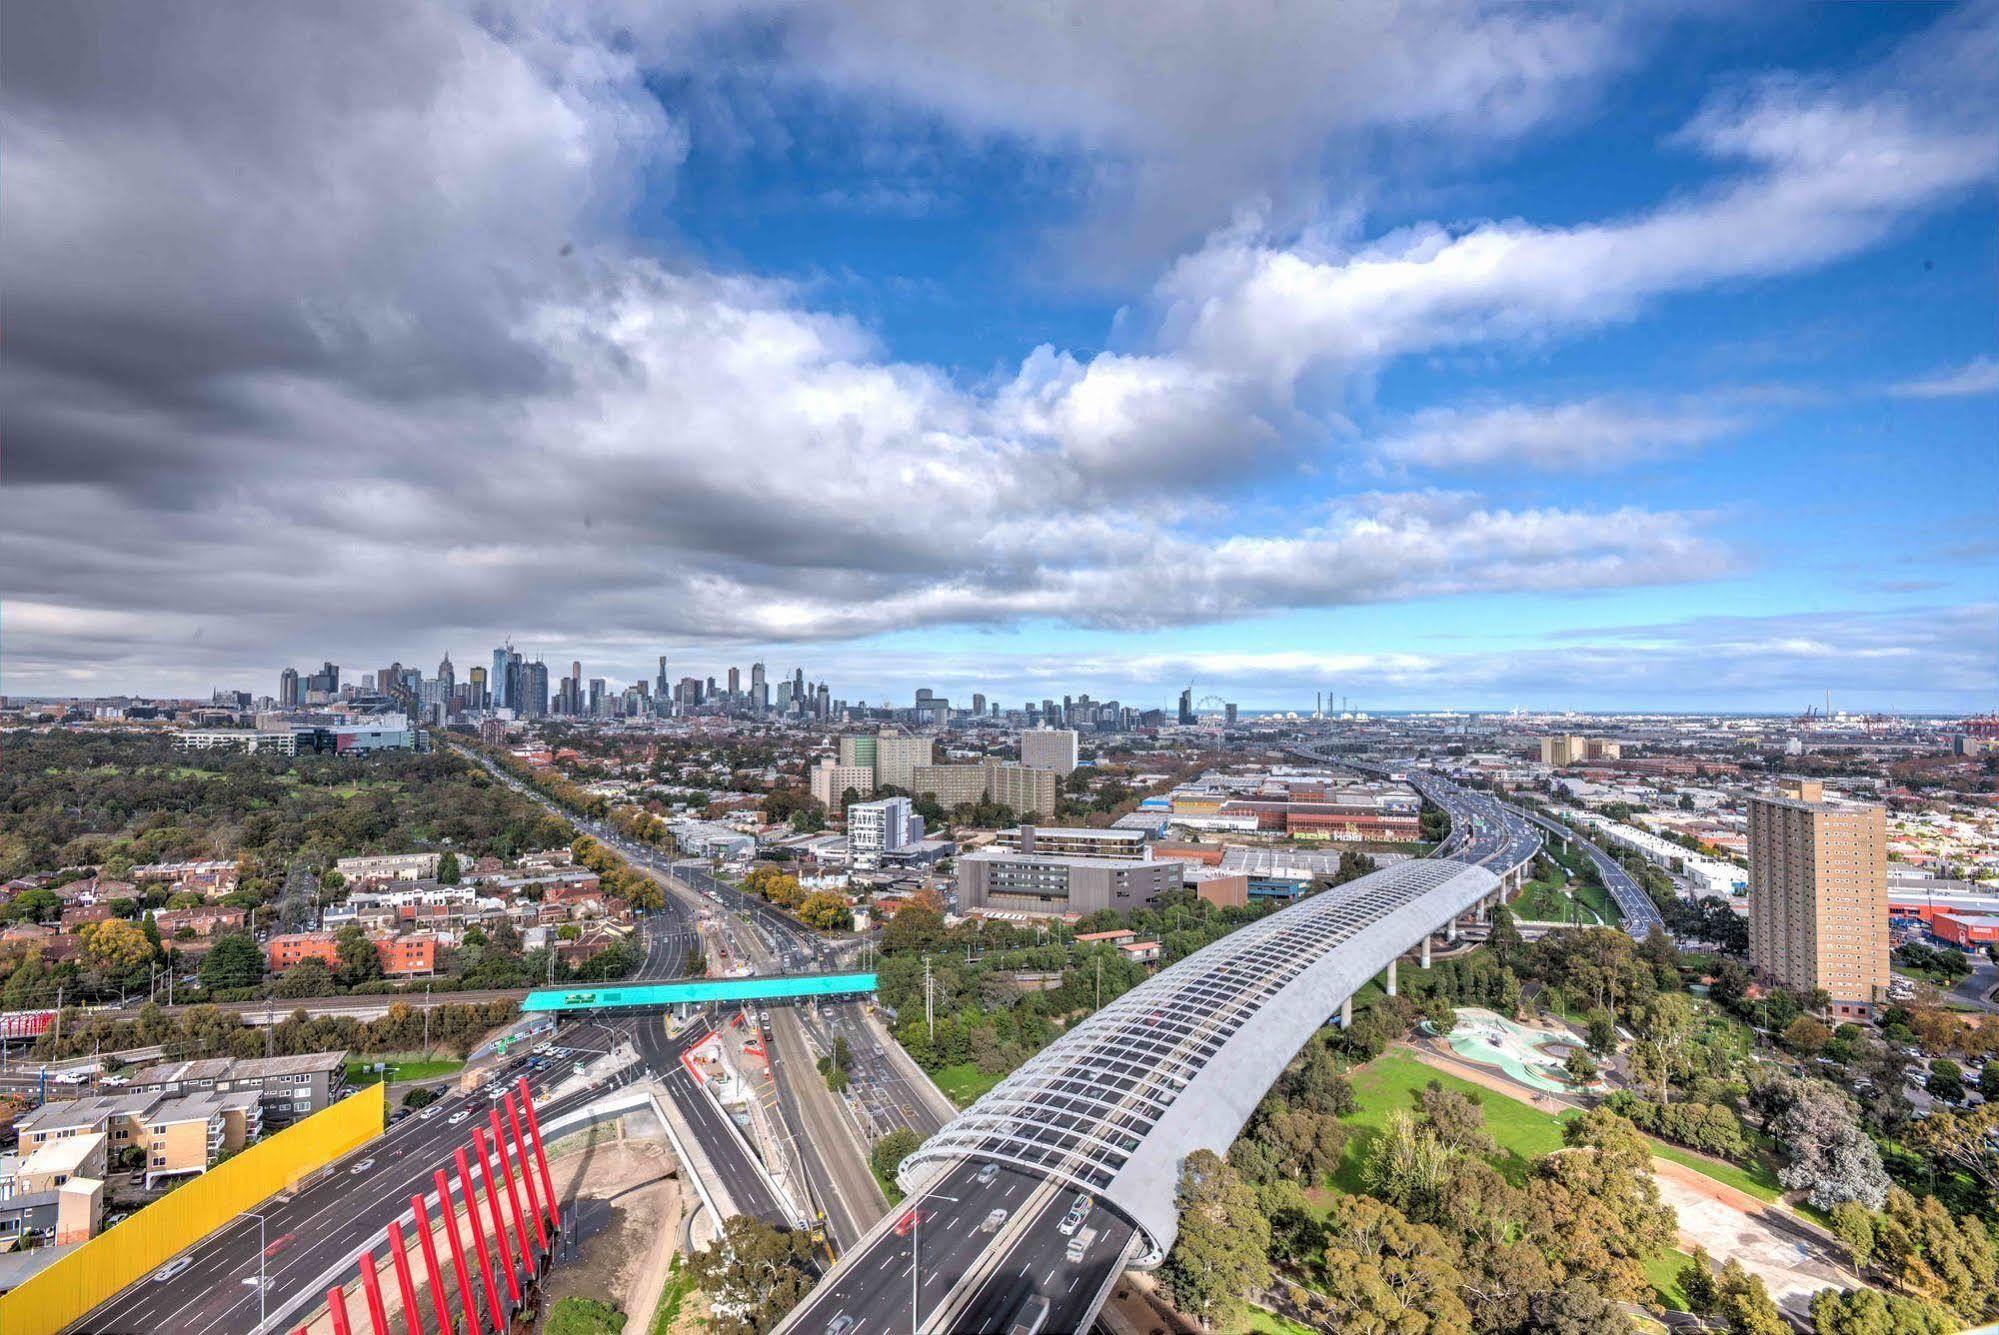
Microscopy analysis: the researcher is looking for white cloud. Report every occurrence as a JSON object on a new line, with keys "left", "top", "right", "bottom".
{"left": 1890, "top": 356, "right": 1999, "bottom": 399}
{"left": 1370, "top": 398, "right": 1738, "bottom": 472}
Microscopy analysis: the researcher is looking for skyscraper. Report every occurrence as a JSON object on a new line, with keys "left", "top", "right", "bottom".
{"left": 520, "top": 659, "right": 549, "bottom": 717}
{"left": 1748, "top": 780, "right": 1889, "bottom": 1019}
{"left": 1177, "top": 687, "right": 1195, "bottom": 725}
{"left": 436, "top": 653, "right": 455, "bottom": 699}
{"left": 278, "top": 667, "right": 300, "bottom": 708}
{"left": 727, "top": 666, "right": 741, "bottom": 699}
{"left": 468, "top": 665, "right": 488, "bottom": 709}
{"left": 492, "top": 647, "right": 511, "bottom": 711}
{"left": 750, "top": 661, "right": 768, "bottom": 714}
{"left": 655, "top": 655, "right": 669, "bottom": 702}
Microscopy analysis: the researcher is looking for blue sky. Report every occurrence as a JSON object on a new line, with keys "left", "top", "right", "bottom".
{"left": 3, "top": 1, "right": 1994, "bottom": 710}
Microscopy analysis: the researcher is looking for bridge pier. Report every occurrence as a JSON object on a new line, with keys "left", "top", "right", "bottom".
{"left": 1445, "top": 918, "right": 1459, "bottom": 943}
{"left": 1420, "top": 936, "right": 1431, "bottom": 969}
{"left": 1384, "top": 959, "right": 1398, "bottom": 997}
{"left": 1339, "top": 997, "right": 1352, "bottom": 1029}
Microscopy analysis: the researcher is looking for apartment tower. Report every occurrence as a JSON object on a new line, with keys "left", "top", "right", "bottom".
{"left": 1747, "top": 779, "right": 1889, "bottom": 1019}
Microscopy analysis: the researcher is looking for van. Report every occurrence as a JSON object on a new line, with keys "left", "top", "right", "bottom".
{"left": 1004, "top": 1295, "right": 1051, "bottom": 1335}
{"left": 1065, "top": 1226, "right": 1096, "bottom": 1264}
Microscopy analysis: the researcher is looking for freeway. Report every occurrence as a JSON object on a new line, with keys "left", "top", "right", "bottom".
{"left": 778, "top": 1158, "right": 1135, "bottom": 1335}
{"left": 1514, "top": 805, "right": 1666, "bottom": 938}
{"left": 456, "top": 742, "right": 892, "bottom": 1246}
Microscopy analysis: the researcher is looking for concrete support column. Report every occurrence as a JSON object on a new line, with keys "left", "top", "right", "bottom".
{"left": 1339, "top": 997, "right": 1353, "bottom": 1029}
{"left": 1445, "top": 918, "right": 1459, "bottom": 943}
{"left": 1420, "top": 936, "right": 1431, "bottom": 969}
{"left": 1385, "top": 959, "right": 1399, "bottom": 997}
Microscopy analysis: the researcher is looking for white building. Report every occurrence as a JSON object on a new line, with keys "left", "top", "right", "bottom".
{"left": 810, "top": 761, "right": 875, "bottom": 810}
{"left": 848, "top": 796, "right": 923, "bottom": 869}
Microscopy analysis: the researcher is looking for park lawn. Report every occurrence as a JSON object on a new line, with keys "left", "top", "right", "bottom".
{"left": 345, "top": 1057, "right": 464, "bottom": 1085}
{"left": 1644, "top": 1247, "right": 1697, "bottom": 1312}
{"left": 1333, "top": 1049, "right": 1576, "bottom": 1193}
{"left": 547, "top": 1296, "right": 626, "bottom": 1335}
{"left": 932, "top": 1062, "right": 1003, "bottom": 1108}
{"left": 1246, "top": 1307, "right": 1317, "bottom": 1334}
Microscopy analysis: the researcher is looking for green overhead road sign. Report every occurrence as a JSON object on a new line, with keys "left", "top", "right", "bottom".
{"left": 520, "top": 972, "right": 878, "bottom": 1013}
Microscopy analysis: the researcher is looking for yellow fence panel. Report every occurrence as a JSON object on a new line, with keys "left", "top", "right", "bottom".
{"left": 0, "top": 1083, "right": 384, "bottom": 1335}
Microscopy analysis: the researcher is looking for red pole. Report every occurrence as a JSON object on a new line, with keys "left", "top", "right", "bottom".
{"left": 388, "top": 1222, "right": 422, "bottom": 1335}
{"left": 412, "top": 1194, "right": 455, "bottom": 1335}
{"left": 454, "top": 1149, "right": 507, "bottom": 1332}
{"left": 328, "top": 1284, "right": 355, "bottom": 1335}
{"left": 506, "top": 1093, "right": 550, "bottom": 1253}
{"left": 433, "top": 1170, "right": 482, "bottom": 1335}
{"left": 489, "top": 1108, "right": 535, "bottom": 1275}
{"left": 472, "top": 1128, "right": 522, "bottom": 1303}
{"left": 517, "top": 1077, "right": 560, "bottom": 1232}
{"left": 359, "top": 1248, "right": 391, "bottom": 1335}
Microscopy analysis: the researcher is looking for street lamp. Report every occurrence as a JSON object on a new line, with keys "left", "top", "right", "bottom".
{"left": 244, "top": 1209, "right": 269, "bottom": 1332}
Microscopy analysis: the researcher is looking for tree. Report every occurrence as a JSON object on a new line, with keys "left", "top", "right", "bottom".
{"left": 1564, "top": 1047, "right": 1600, "bottom": 1087}
{"left": 1528, "top": 1110, "right": 1677, "bottom": 1301}
{"left": 275, "top": 956, "right": 335, "bottom": 999}
{"left": 1766, "top": 1079, "right": 1890, "bottom": 1212}
{"left": 870, "top": 1129, "right": 921, "bottom": 1186}
{"left": 1158, "top": 1149, "right": 1269, "bottom": 1330}
{"left": 1585, "top": 1008, "right": 1619, "bottom": 1058}
{"left": 686, "top": 1216, "right": 816, "bottom": 1335}
{"left": 1629, "top": 992, "right": 1700, "bottom": 1102}
{"left": 335, "top": 924, "right": 383, "bottom": 985}
{"left": 199, "top": 932, "right": 264, "bottom": 991}
{"left": 82, "top": 918, "right": 154, "bottom": 977}
{"left": 1829, "top": 1200, "right": 1876, "bottom": 1272}
{"left": 1, "top": 950, "right": 50, "bottom": 1010}
{"left": 880, "top": 906, "right": 945, "bottom": 955}
{"left": 1808, "top": 1286, "right": 1960, "bottom": 1335}
{"left": 795, "top": 891, "right": 851, "bottom": 932}
{"left": 1925, "top": 1060, "right": 1964, "bottom": 1106}
{"left": 1315, "top": 1194, "right": 1473, "bottom": 1335}
{"left": 1486, "top": 905, "right": 1524, "bottom": 967}
{"left": 1786, "top": 1015, "right": 1834, "bottom": 1056}
{"left": 437, "top": 850, "right": 460, "bottom": 884}
{"left": 1705, "top": 1257, "right": 1789, "bottom": 1335}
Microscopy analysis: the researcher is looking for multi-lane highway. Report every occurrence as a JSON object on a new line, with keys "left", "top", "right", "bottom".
{"left": 779, "top": 1158, "right": 1135, "bottom": 1335}
{"left": 69, "top": 1041, "right": 625, "bottom": 1335}
{"left": 1513, "top": 805, "right": 1666, "bottom": 937}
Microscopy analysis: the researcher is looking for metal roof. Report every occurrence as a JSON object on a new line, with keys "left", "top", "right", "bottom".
{"left": 899, "top": 857, "right": 1502, "bottom": 1263}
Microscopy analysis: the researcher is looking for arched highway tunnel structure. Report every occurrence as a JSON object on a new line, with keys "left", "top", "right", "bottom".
{"left": 898, "top": 856, "right": 1503, "bottom": 1266}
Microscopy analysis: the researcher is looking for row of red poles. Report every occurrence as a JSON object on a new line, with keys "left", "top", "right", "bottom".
{"left": 301, "top": 1076, "right": 561, "bottom": 1335}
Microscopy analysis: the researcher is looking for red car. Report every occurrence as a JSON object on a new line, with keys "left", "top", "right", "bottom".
{"left": 892, "top": 1208, "right": 933, "bottom": 1237}
{"left": 263, "top": 1232, "right": 298, "bottom": 1259}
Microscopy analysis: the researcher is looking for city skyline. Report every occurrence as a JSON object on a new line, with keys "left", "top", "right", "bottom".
{"left": 3, "top": 4, "right": 1995, "bottom": 710}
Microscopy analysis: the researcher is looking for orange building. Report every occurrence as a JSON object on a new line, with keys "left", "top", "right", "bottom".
{"left": 266, "top": 933, "right": 342, "bottom": 971}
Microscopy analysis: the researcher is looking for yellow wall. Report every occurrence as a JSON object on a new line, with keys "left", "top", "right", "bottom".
{"left": 0, "top": 1084, "right": 384, "bottom": 1335}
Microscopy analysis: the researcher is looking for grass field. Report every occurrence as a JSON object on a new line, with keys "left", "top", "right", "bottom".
{"left": 648, "top": 1258, "right": 691, "bottom": 1335}
{"left": 1246, "top": 1307, "right": 1317, "bottom": 1334}
{"left": 932, "top": 1062, "right": 1004, "bottom": 1108}
{"left": 1646, "top": 1139, "right": 1784, "bottom": 1202}
{"left": 1643, "top": 1248, "right": 1697, "bottom": 1311}
{"left": 1332, "top": 1049, "right": 1575, "bottom": 1193}
{"left": 547, "top": 1296, "right": 626, "bottom": 1335}
{"left": 344, "top": 1057, "right": 464, "bottom": 1086}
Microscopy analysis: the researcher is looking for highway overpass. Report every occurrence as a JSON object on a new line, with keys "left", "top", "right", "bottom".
{"left": 776, "top": 857, "right": 1515, "bottom": 1335}
{"left": 519, "top": 973, "right": 877, "bottom": 1016}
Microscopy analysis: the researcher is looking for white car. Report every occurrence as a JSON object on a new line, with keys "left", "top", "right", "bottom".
{"left": 419, "top": 1106, "right": 441, "bottom": 1120}
{"left": 449, "top": 1111, "right": 470, "bottom": 1125}
{"left": 153, "top": 1257, "right": 193, "bottom": 1283}
{"left": 349, "top": 1158, "right": 376, "bottom": 1175}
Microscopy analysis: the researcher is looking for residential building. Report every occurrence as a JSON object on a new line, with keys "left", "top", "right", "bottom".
{"left": 1748, "top": 780, "right": 1890, "bottom": 1019}
{"left": 838, "top": 734, "right": 879, "bottom": 771}
{"left": 873, "top": 734, "right": 938, "bottom": 791}
{"left": 958, "top": 850, "right": 1184, "bottom": 916}
{"left": 1020, "top": 728, "right": 1080, "bottom": 777}
{"left": 910, "top": 763, "right": 988, "bottom": 809}
{"left": 981, "top": 763, "right": 1058, "bottom": 820}
{"left": 1539, "top": 735, "right": 1623, "bottom": 766}
{"left": 809, "top": 761, "right": 875, "bottom": 810}
{"left": 334, "top": 852, "right": 441, "bottom": 882}
{"left": 122, "top": 1051, "right": 346, "bottom": 1126}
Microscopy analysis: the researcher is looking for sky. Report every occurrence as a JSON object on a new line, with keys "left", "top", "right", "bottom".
{"left": 2, "top": 1, "right": 1995, "bottom": 713}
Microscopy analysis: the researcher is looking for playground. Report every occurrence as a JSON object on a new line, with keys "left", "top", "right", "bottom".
{"left": 1445, "top": 1007, "right": 1590, "bottom": 1094}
